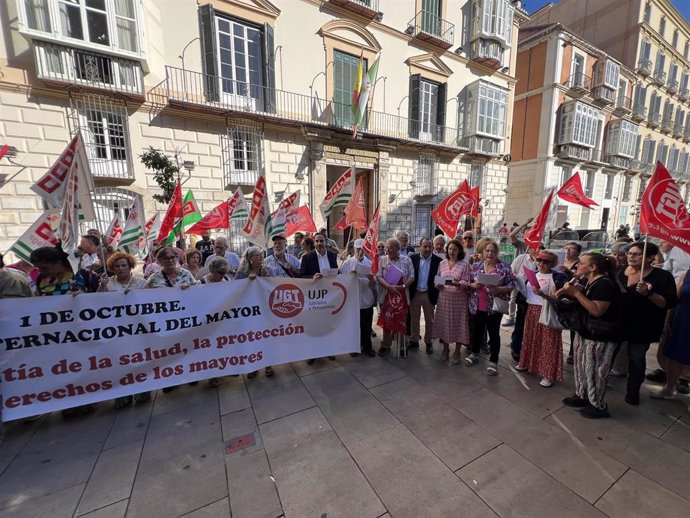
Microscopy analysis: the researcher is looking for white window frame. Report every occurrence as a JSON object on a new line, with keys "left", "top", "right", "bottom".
{"left": 419, "top": 79, "right": 439, "bottom": 140}
{"left": 465, "top": 80, "right": 508, "bottom": 140}
{"left": 476, "top": 0, "right": 514, "bottom": 46}
{"left": 668, "top": 146, "right": 680, "bottom": 172}
{"left": 606, "top": 120, "right": 638, "bottom": 158}
{"left": 571, "top": 51, "right": 586, "bottom": 84}
{"left": 559, "top": 101, "right": 599, "bottom": 148}
{"left": 640, "top": 39, "right": 651, "bottom": 62}
{"left": 18, "top": 0, "right": 145, "bottom": 58}
{"left": 657, "top": 141, "right": 669, "bottom": 164}
{"left": 644, "top": 2, "right": 651, "bottom": 23}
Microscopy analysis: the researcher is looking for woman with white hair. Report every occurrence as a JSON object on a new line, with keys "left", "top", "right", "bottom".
{"left": 235, "top": 246, "right": 272, "bottom": 378}
{"left": 200, "top": 256, "right": 232, "bottom": 284}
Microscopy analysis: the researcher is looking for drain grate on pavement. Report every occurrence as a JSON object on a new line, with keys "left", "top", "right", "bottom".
{"left": 225, "top": 432, "right": 256, "bottom": 454}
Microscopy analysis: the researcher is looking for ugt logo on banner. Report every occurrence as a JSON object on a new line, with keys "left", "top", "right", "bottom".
{"left": 269, "top": 284, "right": 304, "bottom": 318}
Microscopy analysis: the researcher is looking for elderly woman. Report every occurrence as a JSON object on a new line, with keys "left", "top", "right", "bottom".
{"left": 516, "top": 250, "right": 569, "bottom": 387}
{"left": 97, "top": 252, "right": 150, "bottom": 407}
{"left": 235, "top": 246, "right": 272, "bottom": 378}
{"left": 146, "top": 247, "right": 197, "bottom": 393}
{"left": 618, "top": 242, "right": 677, "bottom": 405}
{"left": 98, "top": 252, "right": 147, "bottom": 293}
{"left": 432, "top": 235, "right": 446, "bottom": 256}
{"left": 651, "top": 269, "right": 690, "bottom": 401}
{"left": 466, "top": 238, "right": 514, "bottom": 375}
{"left": 432, "top": 239, "right": 470, "bottom": 363}
{"left": 185, "top": 248, "right": 203, "bottom": 279}
{"left": 557, "top": 253, "right": 621, "bottom": 418}
{"left": 146, "top": 247, "right": 198, "bottom": 289}
{"left": 200, "top": 256, "right": 232, "bottom": 284}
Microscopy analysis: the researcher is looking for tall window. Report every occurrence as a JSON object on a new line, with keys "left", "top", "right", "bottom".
{"left": 216, "top": 17, "right": 264, "bottom": 101}
{"left": 669, "top": 62, "right": 678, "bottom": 84}
{"left": 640, "top": 39, "right": 651, "bottom": 63}
{"left": 559, "top": 101, "right": 598, "bottom": 147}
{"left": 413, "top": 204, "right": 434, "bottom": 244}
{"left": 333, "top": 50, "right": 362, "bottom": 128}
{"left": 409, "top": 75, "right": 446, "bottom": 141}
{"left": 476, "top": 0, "right": 514, "bottom": 44}
{"left": 641, "top": 138, "right": 656, "bottom": 164}
{"left": 659, "top": 17, "right": 666, "bottom": 37}
{"left": 86, "top": 109, "right": 127, "bottom": 161}
{"left": 604, "top": 174, "right": 614, "bottom": 200}
{"left": 644, "top": 2, "right": 651, "bottom": 23}
{"left": 673, "top": 30, "right": 679, "bottom": 48}
{"left": 420, "top": 80, "right": 440, "bottom": 137}
{"left": 465, "top": 80, "right": 507, "bottom": 139}
{"left": 221, "top": 121, "right": 262, "bottom": 188}
{"left": 681, "top": 71, "right": 689, "bottom": 92}
{"left": 622, "top": 176, "right": 633, "bottom": 202}
{"left": 654, "top": 51, "right": 666, "bottom": 75}
{"left": 617, "top": 78, "right": 627, "bottom": 106}
{"left": 572, "top": 53, "right": 585, "bottom": 85}
{"left": 606, "top": 120, "right": 638, "bottom": 158}
{"left": 685, "top": 41, "right": 689, "bottom": 60}
{"left": 657, "top": 141, "right": 669, "bottom": 164}
{"left": 414, "top": 153, "right": 438, "bottom": 196}
{"left": 668, "top": 146, "right": 680, "bottom": 172}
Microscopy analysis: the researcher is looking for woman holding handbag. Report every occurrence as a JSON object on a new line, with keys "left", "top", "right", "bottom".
{"left": 515, "top": 250, "right": 569, "bottom": 387}
{"left": 556, "top": 253, "right": 621, "bottom": 419}
{"left": 466, "top": 238, "right": 514, "bottom": 375}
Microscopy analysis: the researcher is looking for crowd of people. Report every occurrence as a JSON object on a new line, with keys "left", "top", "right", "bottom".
{"left": 1, "top": 221, "right": 689, "bottom": 422}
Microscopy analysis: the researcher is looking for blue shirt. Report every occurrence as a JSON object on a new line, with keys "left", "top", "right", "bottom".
{"left": 416, "top": 255, "right": 431, "bottom": 292}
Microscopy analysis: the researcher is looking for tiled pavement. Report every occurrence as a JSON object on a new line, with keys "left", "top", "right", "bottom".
{"left": 1, "top": 327, "right": 689, "bottom": 518}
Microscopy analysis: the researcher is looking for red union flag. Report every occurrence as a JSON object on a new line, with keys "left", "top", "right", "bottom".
{"left": 362, "top": 202, "right": 381, "bottom": 274}
{"left": 285, "top": 205, "right": 317, "bottom": 236}
{"left": 344, "top": 176, "right": 367, "bottom": 229}
{"left": 105, "top": 214, "right": 124, "bottom": 247}
{"left": 524, "top": 189, "right": 555, "bottom": 250}
{"left": 640, "top": 162, "right": 690, "bottom": 254}
{"left": 557, "top": 173, "right": 598, "bottom": 208}
{"left": 187, "top": 201, "right": 230, "bottom": 235}
{"left": 158, "top": 183, "right": 182, "bottom": 242}
{"left": 431, "top": 180, "right": 478, "bottom": 237}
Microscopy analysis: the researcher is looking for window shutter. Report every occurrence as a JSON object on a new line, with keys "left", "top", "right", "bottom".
{"left": 199, "top": 5, "right": 218, "bottom": 102}
{"left": 409, "top": 74, "right": 421, "bottom": 138}
{"left": 263, "top": 23, "right": 276, "bottom": 113}
{"left": 436, "top": 81, "right": 447, "bottom": 141}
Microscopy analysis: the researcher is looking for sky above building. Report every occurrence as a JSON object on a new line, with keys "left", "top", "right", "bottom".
{"left": 525, "top": 0, "right": 690, "bottom": 23}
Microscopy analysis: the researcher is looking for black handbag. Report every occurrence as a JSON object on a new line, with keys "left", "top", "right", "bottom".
{"left": 556, "top": 279, "right": 620, "bottom": 342}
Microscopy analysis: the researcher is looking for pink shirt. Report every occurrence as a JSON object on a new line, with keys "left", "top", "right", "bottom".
{"left": 477, "top": 287, "right": 490, "bottom": 312}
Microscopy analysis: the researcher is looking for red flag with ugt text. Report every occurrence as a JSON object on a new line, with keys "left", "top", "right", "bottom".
{"left": 640, "top": 162, "right": 690, "bottom": 254}
{"left": 158, "top": 183, "right": 182, "bottom": 242}
{"left": 344, "top": 176, "right": 367, "bottom": 229}
{"left": 285, "top": 205, "right": 317, "bottom": 236}
{"left": 362, "top": 202, "right": 381, "bottom": 274}
{"left": 431, "top": 180, "right": 478, "bottom": 236}
{"left": 557, "top": 173, "right": 598, "bottom": 208}
{"left": 523, "top": 190, "right": 555, "bottom": 250}
{"left": 333, "top": 214, "right": 349, "bottom": 232}
{"left": 187, "top": 201, "right": 230, "bottom": 235}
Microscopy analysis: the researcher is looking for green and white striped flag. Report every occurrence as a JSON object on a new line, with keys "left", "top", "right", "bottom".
{"left": 118, "top": 197, "right": 145, "bottom": 254}
{"left": 8, "top": 211, "right": 60, "bottom": 263}
{"left": 267, "top": 206, "right": 286, "bottom": 240}
{"left": 319, "top": 168, "right": 354, "bottom": 219}
{"left": 229, "top": 187, "right": 249, "bottom": 221}
{"left": 165, "top": 190, "right": 202, "bottom": 244}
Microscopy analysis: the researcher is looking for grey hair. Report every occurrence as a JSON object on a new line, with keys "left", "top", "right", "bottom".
{"left": 236, "top": 246, "right": 263, "bottom": 276}
{"left": 386, "top": 238, "right": 401, "bottom": 250}
{"left": 395, "top": 230, "right": 409, "bottom": 240}
{"left": 214, "top": 236, "right": 228, "bottom": 247}
{"left": 208, "top": 256, "right": 229, "bottom": 274}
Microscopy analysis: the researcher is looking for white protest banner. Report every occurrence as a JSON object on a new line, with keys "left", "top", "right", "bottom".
{"left": 0, "top": 275, "right": 359, "bottom": 421}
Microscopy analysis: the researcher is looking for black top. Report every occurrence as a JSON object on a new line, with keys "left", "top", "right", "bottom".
{"left": 299, "top": 250, "right": 338, "bottom": 278}
{"left": 409, "top": 252, "right": 442, "bottom": 305}
{"left": 618, "top": 266, "right": 678, "bottom": 343}
{"left": 195, "top": 239, "right": 215, "bottom": 263}
{"left": 585, "top": 277, "right": 620, "bottom": 323}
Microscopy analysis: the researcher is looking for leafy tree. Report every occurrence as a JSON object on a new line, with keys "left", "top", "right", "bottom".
{"left": 140, "top": 147, "right": 178, "bottom": 203}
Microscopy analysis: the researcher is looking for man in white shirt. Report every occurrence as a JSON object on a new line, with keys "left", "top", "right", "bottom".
{"left": 376, "top": 238, "right": 415, "bottom": 356}
{"left": 264, "top": 235, "right": 300, "bottom": 278}
{"left": 78, "top": 234, "right": 101, "bottom": 270}
{"left": 508, "top": 248, "right": 537, "bottom": 361}
{"left": 662, "top": 241, "right": 690, "bottom": 281}
{"left": 340, "top": 239, "right": 376, "bottom": 356}
{"left": 204, "top": 236, "right": 240, "bottom": 273}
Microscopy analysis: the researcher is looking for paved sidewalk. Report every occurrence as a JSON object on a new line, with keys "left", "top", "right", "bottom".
{"left": 1, "top": 328, "right": 689, "bottom": 517}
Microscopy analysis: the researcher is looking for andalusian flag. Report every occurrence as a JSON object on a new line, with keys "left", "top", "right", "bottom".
{"left": 118, "top": 197, "right": 145, "bottom": 254}
{"left": 165, "top": 190, "right": 202, "bottom": 244}
{"left": 319, "top": 168, "right": 355, "bottom": 219}
{"left": 352, "top": 53, "right": 380, "bottom": 136}
{"left": 229, "top": 187, "right": 249, "bottom": 221}
{"left": 267, "top": 206, "right": 286, "bottom": 240}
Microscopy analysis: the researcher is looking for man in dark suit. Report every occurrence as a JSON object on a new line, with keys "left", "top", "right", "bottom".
{"left": 408, "top": 237, "right": 441, "bottom": 354}
{"left": 300, "top": 232, "right": 339, "bottom": 364}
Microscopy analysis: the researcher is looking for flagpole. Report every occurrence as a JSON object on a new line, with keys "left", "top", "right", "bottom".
{"left": 639, "top": 234, "right": 649, "bottom": 282}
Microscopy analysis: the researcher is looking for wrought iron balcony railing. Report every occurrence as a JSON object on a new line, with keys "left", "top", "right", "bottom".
{"left": 164, "top": 66, "right": 466, "bottom": 150}
{"left": 405, "top": 10, "right": 455, "bottom": 49}
{"left": 648, "top": 112, "right": 661, "bottom": 127}
{"left": 637, "top": 59, "right": 652, "bottom": 76}
{"left": 327, "top": 0, "right": 381, "bottom": 20}
{"left": 612, "top": 95, "right": 632, "bottom": 116}
{"left": 667, "top": 79, "right": 679, "bottom": 94}
{"left": 557, "top": 143, "right": 592, "bottom": 161}
{"left": 679, "top": 87, "right": 690, "bottom": 101}
{"left": 563, "top": 74, "right": 591, "bottom": 95}
{"left": 33, "top": 40, "right": 144, "bottom": 97}
{"left": 632, "top": 102, "right": 646, "bottom": 121}
{"left": 651, "top": 69, "right": 667, "bottom": 85}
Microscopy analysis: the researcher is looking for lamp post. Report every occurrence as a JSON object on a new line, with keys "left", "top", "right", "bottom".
{"left": 308, "top": 60, "right": 333, "bottom": 98}
{"left": 179, "top": 37, "right": 200, "bottom": 99}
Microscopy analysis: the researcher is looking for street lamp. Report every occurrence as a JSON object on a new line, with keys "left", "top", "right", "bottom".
{"left": 309, "top": 60, "right": 333, "bottom": 98}
{"left": 397, "top": 95, "right": 409, "bottom": 117}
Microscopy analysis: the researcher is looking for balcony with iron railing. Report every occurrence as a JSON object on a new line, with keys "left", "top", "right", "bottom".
{"left": 630, "top": 159, "right": 644, "bottom": 172}
{"left": 557, "top": 143, "right": 592, "bottom": 161}
{"left": 605, "top": 154, "right": 630, "bottom": 169}
{"left": 563, "top": 74, "right": 591, "bottom": 96}
{"left": 163, "top": 66, "right": 466, "bottom": 151}
{"left": 661, "top": 116, "right": 673, "bottom": 133}
{"left": 651, "top": 69, "right": 667, "bottom": 86}
{"left": 679, "top": 88, "right": 690, "bottom": 101}
{"left": 468, "top": 38, "right": 505, "bottom": 70}
{"left": 632, "top": 102, "right": 646, "bottom": 122}
{"left": 637, "top": 59, "right": 653, "bottom": 76}
{"left": 327, "top": 0, "right": 381, "bottom": 20}
{"left": 33, "top": 40, "right": 144, "bottom": 98}
{"left": 405, "top": 10, "right": 455, "bottom": 49}
{"left": 648, "top": 112, "right": 661, "bottom": 127}
{"left": 673, "top": 122, "right": 684, "bottom": 138}
{"left": 667, "top": 79, "right": 679, "bottom": 94}
{"left": 612, "top": 95, "right": 632, "bottom": 117}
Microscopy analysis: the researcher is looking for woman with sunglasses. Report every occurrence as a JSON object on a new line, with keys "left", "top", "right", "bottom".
{"left": 618, "top": 242, "right": 677, "bottom": 405}
{"left": 515, "top": 251, "right": 569, "bottom": 387}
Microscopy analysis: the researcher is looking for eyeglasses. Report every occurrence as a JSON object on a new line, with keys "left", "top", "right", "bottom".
{"left": 161, "top": 256, "right": 176, "bottom": 261}
{"left": 626, "top": 252, "right": 643, "bottom": 257}
{"left": 535, "top": 258, "right": 550, "bottom": 263}
{"left": 462, "top": 236, "right": 474, "bottom": 241}
{"left": 217, "top": 270, "right": 229, "bottom": 275}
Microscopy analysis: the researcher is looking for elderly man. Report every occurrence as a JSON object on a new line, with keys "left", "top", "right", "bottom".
{"left": 288, "top": 232, "right": 305, "bottom": 258}
{"left": 78, "top": 234, "right": 101, "bottom": 269}
{"left": 318, "top": 227, "right": 339, "bottom": 251}
{"left": 460, "top": 231, "right": 478, "bottom": 264}
{"left": 204, "top": 236, "right": 240, "bottom": 273}
{"left": 432, "top": 235, "right": 446, "bottom": 256}
{"left": 300, "top": 232, "right": 339, "bottom": 364}
{"left": 376, "top": 238, "right": 415, "bottom": 357}
{"left": 396, "top": 230, "right": 415, "bottom": 256}
{"left": 409, "top": 237, "right": 442, "bottom": 354}
{"left": 340, "top": 239, "right": 377, "bottom": 357}
{"left": 265, "top": 235, "right": 300, "bottom": 278}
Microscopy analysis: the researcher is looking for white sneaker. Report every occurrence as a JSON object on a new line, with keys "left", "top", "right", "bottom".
{"left": 539, "top": 378, "right": 554, "bottom": 388}
{"left": 464, "top": 353, "right": 478, "bottom": 367}
{"left": 502, "top": 318, "right": 515, "bottom": 327}
{"left": 487, "top": 362, "right": 498, "bottom": 376}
